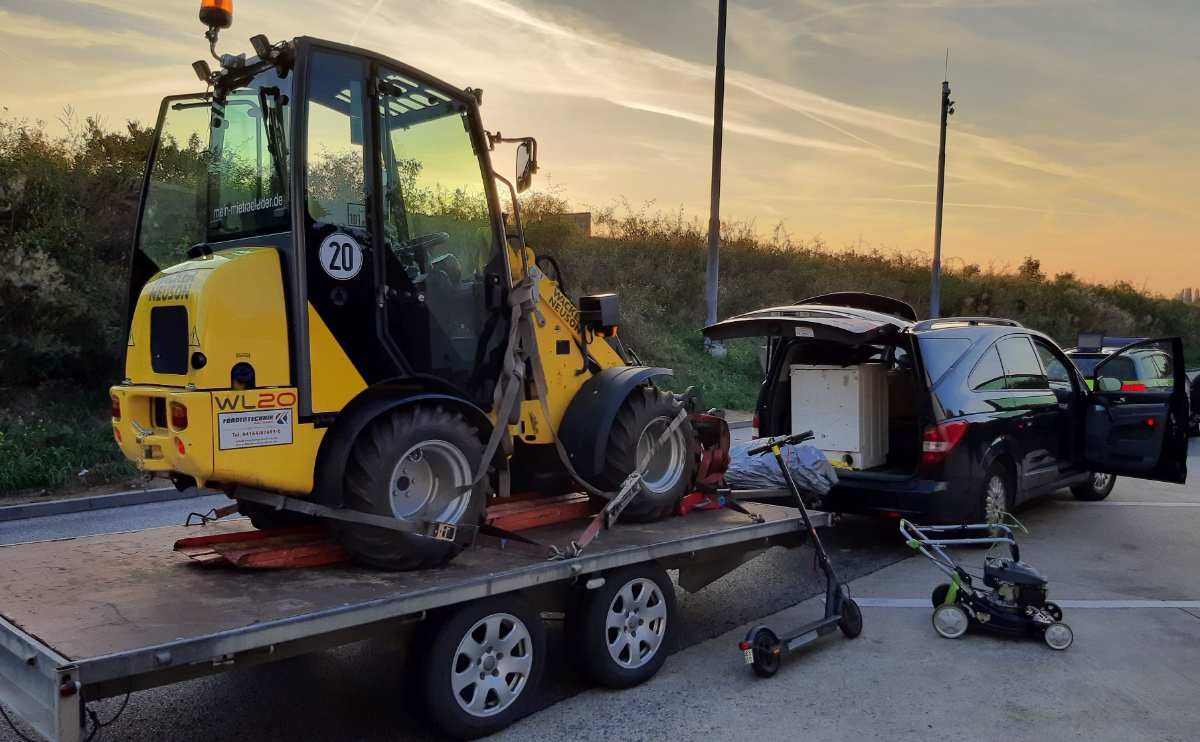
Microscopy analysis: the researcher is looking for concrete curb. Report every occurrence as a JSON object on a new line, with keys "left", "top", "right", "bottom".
{"left": 0, "top": 486, "right": 207, "bottom": 523}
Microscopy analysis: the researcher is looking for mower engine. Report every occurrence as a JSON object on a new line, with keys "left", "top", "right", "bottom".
{"left": 984, "top": 557, "right": 1048, "bottom": 608}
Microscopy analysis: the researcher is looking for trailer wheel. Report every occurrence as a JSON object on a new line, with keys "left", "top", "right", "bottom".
{"left": 423, "top": 594, "right": 545, "bottom": 740}
{"left": 338, "top": 406, "right": 484, "bottom": 570}
{"left": 597, "top": 387, "right": 695, "bottom": 522}
{"left": 568, "top": 563, "right": 676, "bottom": 688}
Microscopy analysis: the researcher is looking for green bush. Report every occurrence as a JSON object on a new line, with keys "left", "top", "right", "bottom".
{"left": 3, "top": 116, "right": 1199, "bottom": 494}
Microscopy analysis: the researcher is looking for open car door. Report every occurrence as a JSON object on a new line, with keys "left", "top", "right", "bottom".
{"left": 1084, "top": 337, "right": 1189, "bottom": 484}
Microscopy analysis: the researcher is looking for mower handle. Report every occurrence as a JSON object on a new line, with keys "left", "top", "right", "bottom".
{"left": 900, "top": 519, "right": 1021, "bottom": 562}
{"left": 747, "top": 430, "right": 815, "bottom": 456}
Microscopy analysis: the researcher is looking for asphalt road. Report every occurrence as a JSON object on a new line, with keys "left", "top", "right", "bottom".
{"left": 3, "top": 435, "right": 1196, "bottom": 741}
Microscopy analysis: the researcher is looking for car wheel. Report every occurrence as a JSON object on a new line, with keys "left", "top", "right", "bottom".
{"left": 1071, "top": 472, "right": 1115, "bottom": 502}
{"left": 978, "top": 463, "right": 1013, "bottom": 534}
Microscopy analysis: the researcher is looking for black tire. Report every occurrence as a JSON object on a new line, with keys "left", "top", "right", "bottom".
{"left": 337, "top": 405, "right": 485, "bottom": 570}
{"left": 748, "top": 626, "right": 782, "bottom": 678}
{"left": 931, "top": 583, "right": 951, "bottom": 608}
{"left": 1071, "top": 472, "right": 1116, "bottom": 501}
{"left": 838, "top": 597, "right": 863, "bottom": 638}
{"left": 1044, "top": 601, "right": 1063, "bottom": 622}
{"left": 422, "top": 594, "right": 545, "bottom": 739}
{"left": 568, "top": 563, "right": 676, "bottom": 688}
{"left": 976, "top": 461, "right": 1014, "bottom": 537}
{"left": 237, "top": 500, "right": 314, "bottom": 530}
{"left": 596, "top": 387, "right": 696, "bottom": 522}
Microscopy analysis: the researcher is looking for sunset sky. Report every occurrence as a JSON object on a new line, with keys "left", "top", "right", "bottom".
{"left": 1, "top": 0, "right": 1196, "bottom": 294}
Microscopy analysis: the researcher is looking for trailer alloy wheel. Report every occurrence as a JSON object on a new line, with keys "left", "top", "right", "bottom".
{"left": 423, "top": 594, "right": 545, "bottom": 740}
{"left": 932, "top": 603, "right": 970, "bottom": 639}
{"left": 568, "top": 563, "right": 677, "bottom": 688}
{"left": 598, "top": 387, "right": 696, "bottom": 522}
{"left": 338, "top": 405, "right": 485, "bottom": 570}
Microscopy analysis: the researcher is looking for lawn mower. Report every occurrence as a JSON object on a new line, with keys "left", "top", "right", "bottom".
{"left": 900, "top": 519, "right": 1073, "bottom": 650}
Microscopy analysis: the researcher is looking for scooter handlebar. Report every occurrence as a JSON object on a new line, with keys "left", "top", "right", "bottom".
{"left": 747, "top": 430, "right": 815, "bottom": 456}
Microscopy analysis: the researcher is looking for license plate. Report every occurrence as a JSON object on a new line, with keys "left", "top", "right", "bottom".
{"left": 742, "top": 647, "right": 755, "bottom": 664}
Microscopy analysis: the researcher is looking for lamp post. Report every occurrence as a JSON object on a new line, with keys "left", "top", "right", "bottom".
{"left": 930, "top": 77, "right": 954, "bottom": 319}
{"left": 704, "top": 0, "right": 727, "bottom": 354}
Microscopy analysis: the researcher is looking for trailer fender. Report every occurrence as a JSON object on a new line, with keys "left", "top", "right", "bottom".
{"left": 558, "top": 366, "right": 673, "bottom": 482}
{"left": 312, "top": 386, "right": 493, "bottom": 508}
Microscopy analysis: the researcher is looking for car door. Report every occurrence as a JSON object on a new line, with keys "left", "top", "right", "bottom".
{"left": 1084, "top": 337, "right": 1188, "bottom": 483}
{"left": 992, "top": 335, "right": 1060, "bottom": 496}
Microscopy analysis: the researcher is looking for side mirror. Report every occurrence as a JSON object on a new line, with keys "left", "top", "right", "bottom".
{"left": 516, "top": 140, "right": 535, "bottom": 193}
{"left": 1097, "top": 376, "right": 1122, "bottom": 393}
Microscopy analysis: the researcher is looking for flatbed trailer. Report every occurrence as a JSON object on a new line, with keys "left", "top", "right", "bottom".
{"left": 0, "top": 501, "right": 828, "bottom": 741}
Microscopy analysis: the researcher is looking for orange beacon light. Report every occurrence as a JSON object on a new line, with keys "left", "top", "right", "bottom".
{"left": 200, "top": 0, "right": 233, "bottom": 30}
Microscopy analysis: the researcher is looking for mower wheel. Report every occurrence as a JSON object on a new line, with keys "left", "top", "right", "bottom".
{"left": 932, "top": 604, "right": 970, "bottom": 639}
{"left": 1071, "top": 472, "right": 1115, "bottom": 501}
{"left": 597, "top": 387, "right": 696, "bottom": 522}
{"left": 838, "top": 597, "right": 863, "bottom": 638}
{"left": 1043, "top": 621, "right": 1073, "bottom": 650}
{"left": 1044, "top": 601, "right": 1063, "bottom": 622}
{"left": 931, "top": 583, "right": 951, "bottom": 608}
{"left": 747, "top": 626, "right": 782, "bottom": 678}
{"left": 422, "top": 594, "right": 545, "bottom": 739}
{"left": 568, "top": 563, "right": 676, "bottom": 688}
{"left": 338, "top": 405, "right": 485, "bottom": 570}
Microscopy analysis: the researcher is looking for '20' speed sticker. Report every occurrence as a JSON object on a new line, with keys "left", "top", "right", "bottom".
{"left": 319, "top": 232, "right": 364, "bottom": 280}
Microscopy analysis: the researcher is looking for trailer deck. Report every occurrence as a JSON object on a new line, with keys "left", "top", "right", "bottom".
{"left": 0, "top": 501, "right": 825, "bottom": 742}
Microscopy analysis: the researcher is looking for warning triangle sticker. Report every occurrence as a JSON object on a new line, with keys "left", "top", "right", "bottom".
{"left": 189, "top": 327, "right": 200, "bottom": 347}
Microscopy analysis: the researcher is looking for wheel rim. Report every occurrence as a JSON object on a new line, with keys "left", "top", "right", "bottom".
{"left": 388, "top": 439, "right": 472, "bottom": 522}
{"left": 933, "top": 605, "right": 969, "bottom": 638}
{"left": 1091, "top": 472, "right": 1112, "bottom": 492}
{"left": 985, "top": 474, "right": 1007, "bottom": 528}
{"left": 450, "top": 612, "right": 534, "bottom": 718}
{"left": 605, "top": 578, "right": 668, "bottom": 669}
{"left": 1044, "top": 622, "right": 1073, "bottom": 650}
{"left": 635, "top": 415, "right": 686, "bottom": 494}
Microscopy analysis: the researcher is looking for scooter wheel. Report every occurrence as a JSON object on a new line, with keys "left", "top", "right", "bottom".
{"left": 748, "top": 627, "right": 782, "bottom": 678}
{"left": 839, "top": 598, "right": 863, "bottom": 639}
{"left": 932, "top": 604, "right": 970, "bottom": 639}
{"left": 1043, "top": 621, "right": 1073, "bottom": 650}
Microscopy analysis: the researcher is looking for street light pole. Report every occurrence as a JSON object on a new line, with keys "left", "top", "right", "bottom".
{"left": 704, "top": 0, "right": 727, "bottom": 351}
{"left": 930, "top": 77, "right": 954, "bottom": 319}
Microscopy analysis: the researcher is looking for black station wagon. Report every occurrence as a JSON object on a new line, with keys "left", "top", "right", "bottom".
{"left": 704, "top": 293, "right": 1189, "bottom": 525}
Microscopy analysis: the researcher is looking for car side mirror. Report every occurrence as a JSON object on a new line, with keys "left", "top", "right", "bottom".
{"left": 515, "top": 140, "right": 535, "bottom": 193}
{"left": 1096, "top": 376, "right": 1122, "bottom": 393}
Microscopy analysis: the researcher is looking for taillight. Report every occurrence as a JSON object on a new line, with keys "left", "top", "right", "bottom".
{"left": 752, "top": 413, "right": 760, "bottom": 438}
{"left": 921, "top": 420, "right": 969, "bottom": 467}
{"left": 110, "top": 394, "right": 121, "bottom": 420}
{"left": 1120, "top": 382, "right": 1146, "bottom": 392}
{"left": 174, "top": 436, "right": 186, "bottom": 455}
{"left": 169, "top": 401, "right": 189, "bottom": 431}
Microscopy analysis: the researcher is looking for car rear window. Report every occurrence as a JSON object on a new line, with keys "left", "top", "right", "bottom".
{"left": 919, "top": 337, "right": 971, "bottom": 384}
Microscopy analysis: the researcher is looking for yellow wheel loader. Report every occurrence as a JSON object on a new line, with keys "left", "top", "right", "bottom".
{"left": 110, "top": 1, "right": 696, "bottom": 569}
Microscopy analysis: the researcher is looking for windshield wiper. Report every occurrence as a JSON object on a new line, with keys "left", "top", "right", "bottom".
{"left": 258, "top": 86, "right": 289, "bottom": 195}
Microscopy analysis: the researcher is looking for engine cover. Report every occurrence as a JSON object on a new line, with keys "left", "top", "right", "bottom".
{"left": 984, "top": 557, "right": 1047, "bottom": 588}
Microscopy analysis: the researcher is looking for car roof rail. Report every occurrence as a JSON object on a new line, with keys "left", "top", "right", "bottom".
{"left": 912, "top": 317, "right": 1024, "bottom": 332}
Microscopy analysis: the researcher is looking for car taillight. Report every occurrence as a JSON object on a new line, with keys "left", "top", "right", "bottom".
{"left": 110, "top": 394, "right": 121, "bottom": 420}
{"left": 921, "top": 420, "right": 969, "bottom": 467}
{"left": 752, "top": 413, "right": 760, "bottom": 438}
{"left": 1120, "top": 382, "right": 1146, "bottom": 392}
{"left": 169, "top": 401, "right": 189, "bottom": 431}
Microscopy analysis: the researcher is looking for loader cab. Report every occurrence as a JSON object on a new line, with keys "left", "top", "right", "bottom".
{"left": 128, "top": 37, "right": 514, "bottom": 417}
